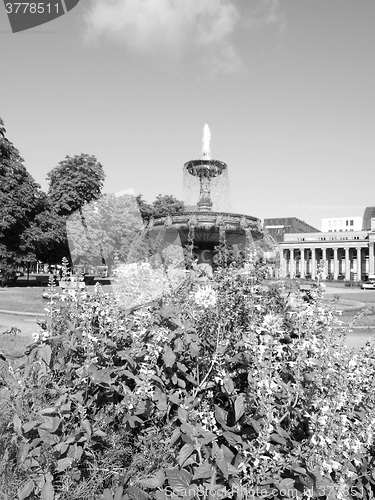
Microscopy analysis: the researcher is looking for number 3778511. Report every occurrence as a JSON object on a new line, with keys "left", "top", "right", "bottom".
{"left": 5, "top": 3, "right": 60, "bottom": 14}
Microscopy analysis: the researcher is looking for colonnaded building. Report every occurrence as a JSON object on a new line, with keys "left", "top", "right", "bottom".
{"left": 264, "top": 207, "right": 375, "bottom": 281}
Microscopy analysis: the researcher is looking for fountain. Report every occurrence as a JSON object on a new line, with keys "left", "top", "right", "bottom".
{"left": 150, "top": 125, "right": 263, "bottom": 266}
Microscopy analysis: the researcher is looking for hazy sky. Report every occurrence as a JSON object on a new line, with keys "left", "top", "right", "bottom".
{"left": 1, "top": 0, "right": 375, "bottom": 229}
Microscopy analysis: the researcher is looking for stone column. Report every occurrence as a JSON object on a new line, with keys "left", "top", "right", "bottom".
{"left": 300, "top": 248, "right": 305, "bottom": 278}
{"left": 333, "top": 247, "right": 339, "bottom": 280}
{"left": 322, "top": 247, "right": 328, "bottom": 278}
{"left": 279, "top": 249, "right": 285, "bottom": 278}
{"left": 311, "top": 248, "right": 316, "bottom": 280}
{"left": 290, "top": 248, "right": 295, "bottom": 278}
{"left": 345, "top": 247, "right": 350, "bottom": 280}
{"left": 369, "top": 242, "right": 375, "bottom": 276}
{"left": 357, "top": 247, "right": 362, "bottom": 281}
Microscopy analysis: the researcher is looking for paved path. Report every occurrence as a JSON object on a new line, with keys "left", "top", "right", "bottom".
{"left": 324, "top": 285, "right": 375, "bottom": 295}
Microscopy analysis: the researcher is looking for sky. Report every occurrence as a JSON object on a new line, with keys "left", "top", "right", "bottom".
{"left": 1, "top": 0, "right": 375, "bottom": 230}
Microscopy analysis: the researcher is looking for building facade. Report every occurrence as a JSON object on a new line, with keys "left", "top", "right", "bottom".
{"left": 279, "top": 230, "right": 375, "bottom": 281}
{"left": 270, "top": 207, "right": 375, "bottom": 281}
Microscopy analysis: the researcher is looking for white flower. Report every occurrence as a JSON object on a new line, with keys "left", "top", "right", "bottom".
{"left": 193, "top": 285, "right": 217, "bottom": 309}
{"left": 262, "top": 313, "right": 283, "bottom": 331}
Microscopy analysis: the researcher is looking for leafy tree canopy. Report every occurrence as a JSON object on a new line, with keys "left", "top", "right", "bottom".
{"left": 67, "top": 193, "right": 143, "bottom": 272}
{"left": 0, "top": 117, "right": 44, "bottom": 267}
{"left": 22, "top": 202, "right": 70, "bottom": 264}
{"left": 137, "top": 194, "right": 185, "bottom": 221}
{"left": 47, "top": 154, "right": 105, "bottom": 216}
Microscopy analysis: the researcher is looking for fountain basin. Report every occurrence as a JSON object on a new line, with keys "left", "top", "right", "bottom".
{"left": 184, "top": 159, "right": 227, "bottom": 178}
{"left": 151, "top": 211, "right": 263, "bottom": 265}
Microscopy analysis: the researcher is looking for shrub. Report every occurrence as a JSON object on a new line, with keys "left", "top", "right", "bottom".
{"left": 0, "top": 262, "right": 374, "bottom": 499}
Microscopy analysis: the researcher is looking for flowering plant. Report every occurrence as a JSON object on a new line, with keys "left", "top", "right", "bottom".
{"left": 0, "top": 261, "right": 374, "bottom": 500}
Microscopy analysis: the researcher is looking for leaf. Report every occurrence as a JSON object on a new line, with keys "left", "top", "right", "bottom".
{"left": 177, "top": 378, "right": 186, "bottom": 388}
{"left": 223, "top": 375, "right": 234, "bottom": 395}
{"left": 55, "top": 457, "right": 74, "bottom": 472}
{"left": 221, "top": 444, "right": 234, "bottom": 463}
{"left": 290, "top": 466, "right": 306, "bottom": 475}
{"left": 94, "top": 429, "right": 107, "bottom": 437}
{"left": 178, "top": 407, "right": 188, "bottom": 422}
{"left": 81, "top": 419, "right": 92, "bottom": 439}
{"left": 18, "top": 479, "right": 34, "bottom": 500}
{"left": 3, "top": 351, "right": 25, "bottom": 359}
{"left": 39, "top": 416, "right": 61, "bottom": 433}
{"left": 18, "top": 442, "right": 30, "bottom": 465}
{"left": 214, "top": 405, "right": 228, "bottom": 427}
{"left": 163, "top": 346, "right": 176, "bottom": 368}
{"left": 189, "top": 342, "right": 200, "bottom": 357}
{"left": 234, "top": 394, "right": 245, "bottom": 422}
{"left": 169, "top": 428, "right": 181, "bottom": 446}
{"left": 103, "top": 489, "right": 113, "bottom": 500}
{"left": 166, "top": 467, "right": 192, "bottom": 490}
{"left": 89, "top": 366, "right": 113, "bottom": 385}
{"left": 41, "top": 478, "right": 54, "bottom": 500}
{"left": 38, "top": 345, "right": 52, "bottom": 366}
{"left": 22, "top": 420, "right": 39, "bottom": 434}
{"left": 222, "top": 431, "right": 243, "bottom": 447}
{"left": 127, "top": 486, "right": 148, "bottom": 500}
{"left": 114, "top": 486, "right": 124, "bottom": 500}
{"left": 40, "top": 408, "right": 58, "bottom": 415}
{"left": 277, "top": 478, "right": 295, "bottom": 491}
{"left": 154, "top": 390, "right": 167, "bottom": 411}
{"left": 271, "top": 433, "right": 287, "bottom": 445}
{"left": 67, "top": 444, "right": 83, "bottom": 461}
{"left": 38, "top": 429, "right": 60, "bottom": 445}
{"left": 159, "top": 305, "right": 177, "bottom": 318}
{"left": 138, "top": 470, "right": 165, "bottom": 488}
{"left": 192, "top": 461, "right": 212, "bottom": 480}
{"left": 155, "top": 491, "right": 169, "bottom": 500}
{"left": 60, "top": 402, "right": 71, "bottom": 415}
{"left": 169, "top": 392, "right": 181, "bottom": 405}
{"left": 178, "top": 443, "right": 195, "bottom": 466}
{"left": 13, "top": 413, "right": 22, "bottom": 435}
{"left": 216, "top": 454, "right": 229, "bottom": 479}
{"left": 276, "top": 425, "right": 291, "bottom": 439}
{"left": 249, "top": 417, "right": 261, "bottom": 435}
{"left": 199, "top": 431, "right": 217, "bottom": 445}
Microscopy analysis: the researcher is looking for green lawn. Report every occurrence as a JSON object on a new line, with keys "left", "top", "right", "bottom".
{"left": 340, "top": 311, "right": 375, "bottom": 328}
{"left": 0, "top": 288, "right": 47, "bottom": 313}
{"left": 0, "top": 284, "right": 113, "bottom": 314}
{"left": 337, "top": 290, "right": 375, "bottom": 303}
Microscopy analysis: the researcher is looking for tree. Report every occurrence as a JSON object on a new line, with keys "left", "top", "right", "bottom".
{"left": 152, "top": 194, "right": 185, "bottom": 216}
{"left": 137, "top": 194, "right": 185, "bottom": 221}
{"left": 0, "top": 117, "right": 44, "bottom": 270}
{"left": 22, "top": 202, "right": 70, "bottom": 265}
{"left": 66, "top": 193, "right": 143, "bottom": 273}
{"left": 47, "top": 154, "right": 105, "bottom": 216}
{"left": 136, "top": 194, "right": 153, "bottom": 221}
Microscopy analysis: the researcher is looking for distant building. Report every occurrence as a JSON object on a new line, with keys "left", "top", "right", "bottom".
{"left": 276, "top": 207, "right": 375, "bottom": 281}
{"left": 321, "top": 217, "right": 362, "bottom": 232}
{"left": 362, "top": 207, "right": 375, "bottom": 230}
{"left": 263, "top": 217, "right": 319, "bottom": 243}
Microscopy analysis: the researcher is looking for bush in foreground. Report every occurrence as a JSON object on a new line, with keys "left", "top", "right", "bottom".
{"left": 0, "top": 262, "right": 374, "bottom": 500}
